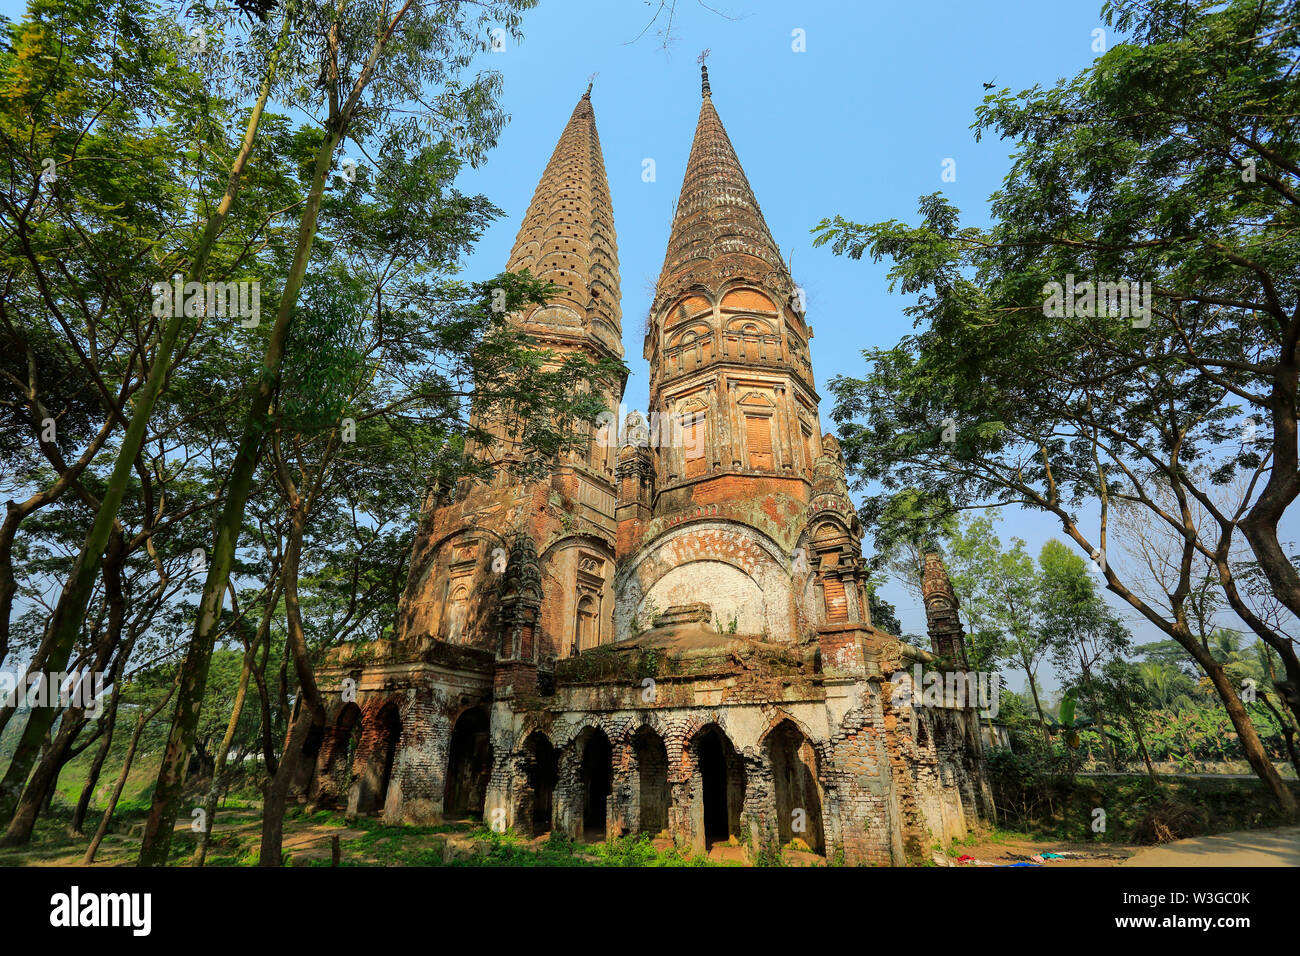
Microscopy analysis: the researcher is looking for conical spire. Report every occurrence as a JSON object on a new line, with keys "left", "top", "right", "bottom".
{"left": 655, "top": 66, "right": 789, "bottom": 307}
{"left": 922, "top": 552, "right": 969, "bottom": 667}
{"left": 506, "top": 87, "right": 622, "bottom": 355}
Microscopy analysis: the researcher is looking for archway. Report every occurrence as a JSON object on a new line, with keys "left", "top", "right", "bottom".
{"left": 765, "top": 720, "right": 825, "bottom": 854}
{"left": 521, "top": 732, "right": 558, "bottom": 835}
{"left": 292, "top": 711, "right": 326, "bottom": 799}
{"left": 329, "top": 703, "right": 362, "bottom": 775}
{"left": 444, "top": 707, "right": 492, "bottom": 819}
{"left": 579, "top": 729, "right": 612, "bottom": 840}
{"left": 357, "top": 701, "right": 401, "bottom": 813}
{"left": 690, "top": 725, "right": 745, "bottom": 848}
{"left": 575, "top": 595, "right": 597, "bottom": 653}
{"left": 315, "top": 703, "right": 361, "bottom": 807}
{"left": 632, "top": 727, "right": 669, "bottom": 835}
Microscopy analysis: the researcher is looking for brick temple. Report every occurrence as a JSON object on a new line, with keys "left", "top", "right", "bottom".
{"left": 305, "top": 68, "right": 991, "bottom": 864}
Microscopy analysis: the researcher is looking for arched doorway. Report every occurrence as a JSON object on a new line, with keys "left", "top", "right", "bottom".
{"left": 444, "top": 707, "right": 492, "bottom": 819}
{"left": 521, "top": 732, "right": 558, "bottom": 836}
{"left": 579, "top": 729, "right": 612, "bottom": 840}
{"left": 632, "top": 727, "right": 669, "bottom": 835}
{"left": 690, "top": 724, "right": 745, "bottom": 848}
{"left": 765, "top": 719, "right": 825, "bottom": 854}
{"left": 575, "top": 595, "right": 597, "bottom": 652}
{"left": 357, "top": 701, "right": 401, "bottom": 813}
{"left": 320, "top": 703, "right": 363, "bottom": 808}
{"left": 291, "top": 707, "right": 326, "bottom": 799}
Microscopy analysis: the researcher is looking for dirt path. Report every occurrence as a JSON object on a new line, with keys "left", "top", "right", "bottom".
{"left": 1121, "top": 826, "right": 1300, "bottom": 866}
{"left": 940, "top": 835, "right": 1137, "bottom": 867}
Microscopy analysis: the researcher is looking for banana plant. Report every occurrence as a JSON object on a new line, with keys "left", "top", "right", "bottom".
{"left": 1047, "top": 692, "right": 1094, "bottom": 750}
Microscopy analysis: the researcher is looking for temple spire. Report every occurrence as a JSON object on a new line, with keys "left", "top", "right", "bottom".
{"left": 504, "top": 88, "right": 622, "bottom": 352}
{"left": 922, "top": 552, "right": 970, "bottom": 667}
{"left": 654, "top": 66, "right": 789, "bottom": 308}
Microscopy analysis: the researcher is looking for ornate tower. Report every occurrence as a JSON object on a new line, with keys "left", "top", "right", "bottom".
{"left": 472, "top": 83, "right": 624, "bottom": 474}
{"left": 394, "top": 86, "right": 625, "bottom": 661}
{"left": 921, "top": 551, "right": 969, "bottom": 667}
{"left": 641, "top": 65, "right": 819, "bottom": 506}
{"left": 613, "top": 67, "right": 868, "bottom": 644}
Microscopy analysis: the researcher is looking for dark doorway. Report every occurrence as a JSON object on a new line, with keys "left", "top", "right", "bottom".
{"left": 523, "top": 732, "right": 558, "bottom": 835}
{"left": 766, "top": 720, "right": 825, "bottom": 854}
{"left": 319, "top": 703, "right": 362, "bottom": 809}
{"left": 579, "top": 730, "right": 612, "bottom": 840}
{"left": 376, "top": 703, "right": 401, "bottom": 808}
{"left": 444, "top": 708, "right": 492, "bottom": 819}
{"left": 698, "top": 730, "right": 729, "bottom": 844}
{"left": 633, "top": 727, "right": 669, "bottom": 835}
{"left": 357, "top": 701, "right": 402, "bottom": 814}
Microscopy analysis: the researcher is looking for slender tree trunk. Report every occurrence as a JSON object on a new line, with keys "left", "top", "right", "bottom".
{"left": 0, "top": 12, "right": 290, "bottom": 821}
{"left": 83, "top": 680, "right": 176, "bottom": 865}
{"left": 194, "top": 583, "right": 277, "bottom": 866}
{"left": 259, "top": 702, "right": 321, "bottom": 867}
{"left": 72, "top": 700, "right": 119, "bottom": 836}
{"left": 1022, "top": 660, "right": 1050, "bottom": 744}
{"left": 70, "top": 626, "right": 139, "bottom": 836}
{"left": 252, "top": 622, "right": 279, "bottom": 776}
{"left": 259, "top": 505, "right": 325, "bottom": 866}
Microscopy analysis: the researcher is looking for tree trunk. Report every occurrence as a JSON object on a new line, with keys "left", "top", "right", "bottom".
{"left": 1196, "top": 646, "right": 1296, "bottom": 816}
{"left": 0, "top": 8, "right": 289, "bottom": 822}
{"left": 258, "top": 503, "right": 325, "bottom": 866}
{"left": 83, "top": 680, "right": 176, "bottom": 865}
{"left": 1240, "top": 345, "right": 1300, "bottom": 623}
{"left": 194, "top": 585, "right": 275, "bottom": 866}
{"left": 1022, "top": 659, "right": 1050, "bottom": 744}
{"left": 72, "top": 703, "right": 118, "bottom": 836}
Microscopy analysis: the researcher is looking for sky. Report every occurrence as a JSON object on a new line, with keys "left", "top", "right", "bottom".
{"left": 443, "top": 0, "right": 1138, "bottom": 673}
{"left": 4, "top": 0, "right": 1292, "bottom": 694}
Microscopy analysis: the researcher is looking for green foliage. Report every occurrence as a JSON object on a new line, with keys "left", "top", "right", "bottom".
{"left": 813, "top": 0, "right": 1300, "bottom": 803}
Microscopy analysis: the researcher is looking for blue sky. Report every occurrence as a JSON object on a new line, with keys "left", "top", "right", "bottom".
{"left": 447, "top": 0, "right": 1131, "bottom": 666}
{"left": 5, "top": 0, "right": 1291, "bottom": 693}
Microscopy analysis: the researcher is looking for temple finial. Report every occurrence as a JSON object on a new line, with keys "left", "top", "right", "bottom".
{"left": 698, "top": 48, "right": 711, "bottom": 96}
{"left": 585, "top": 71, "right": 597, "bottom": 99}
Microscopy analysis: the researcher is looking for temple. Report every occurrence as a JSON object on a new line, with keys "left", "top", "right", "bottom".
{"left": 305, "top": 69, "right": 991, "bottom": 864}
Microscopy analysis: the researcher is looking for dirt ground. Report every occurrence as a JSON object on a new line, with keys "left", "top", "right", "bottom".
{"left": 937, "top": 834, "right": 1137, "bottom": 868}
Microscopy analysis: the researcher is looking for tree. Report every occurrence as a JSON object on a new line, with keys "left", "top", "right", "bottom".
{"left": 945, "top": 513, "right": 1051, "bottom": 738}
{"left": 868, "top": 590, "right": 902, "bottom": 636}
{"left": 1037, "top": 540, "right": 1131, "bottom": 770}
{"left": 0, "top": 0, "right": 299, "bottom": 825}
{"left": 137, "top": 0, "right": 546, "bottom": 866}
{"left": 813, "top": 0, "right": 1300, "bottom": 816}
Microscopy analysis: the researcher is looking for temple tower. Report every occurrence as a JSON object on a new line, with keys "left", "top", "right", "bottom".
{"left": 394, "top": 87, "right": 625, "bottom": 662}
{"left": 643, "top": 65, "right": 819, "bottom": 506}
{"left": 921, "top": 551, "right": 969, "bottom": 667}
{"left": 614, "top": 67, "right": 860, "bottom": 643}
